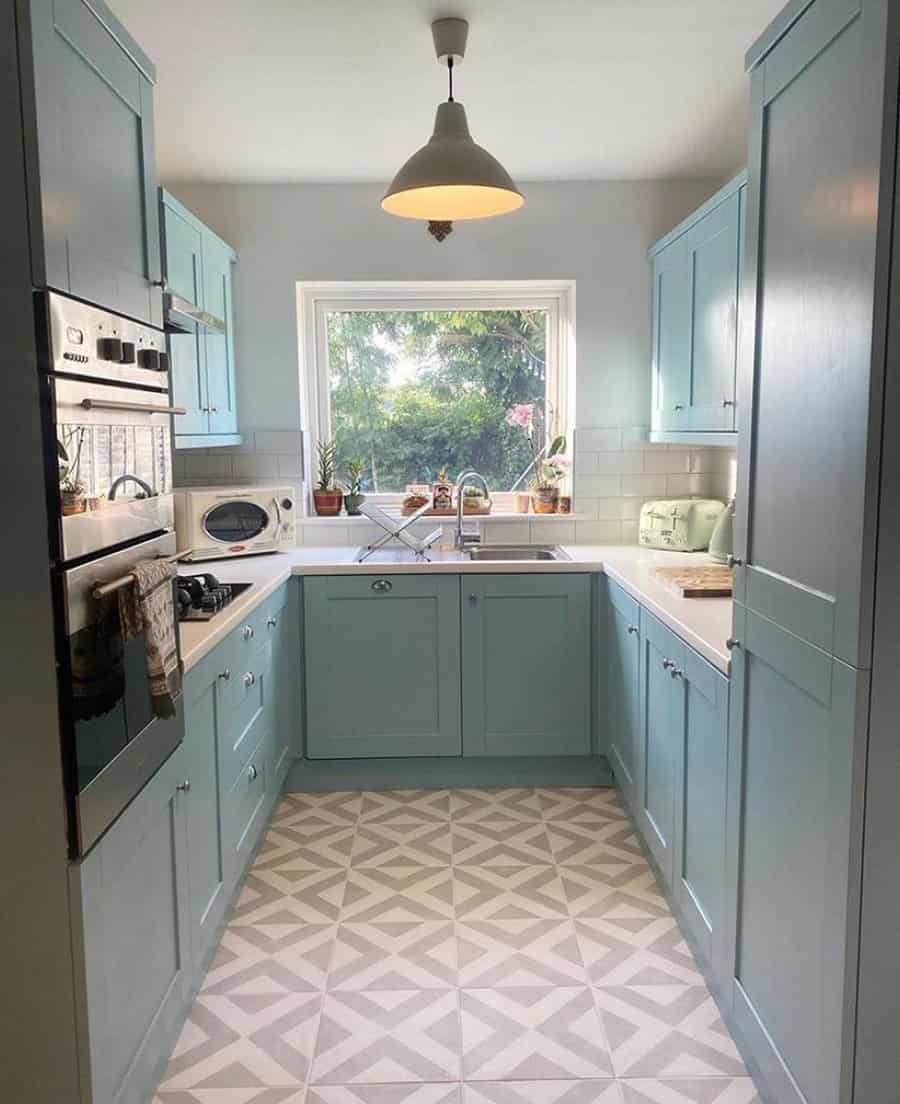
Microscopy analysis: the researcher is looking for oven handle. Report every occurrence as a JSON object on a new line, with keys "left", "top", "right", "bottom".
{"left": 80, "top": 398, "right": 187, "bottom": 416}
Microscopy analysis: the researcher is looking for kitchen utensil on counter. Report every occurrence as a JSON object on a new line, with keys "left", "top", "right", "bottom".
{"left": 639, "top": 498, "right": 725, "bottom": 552}
{"left": 652, "top": 565, "right": 733, "bottom": 598}
{"left": 708, "top": 497, "right": 735, "bottom": 563}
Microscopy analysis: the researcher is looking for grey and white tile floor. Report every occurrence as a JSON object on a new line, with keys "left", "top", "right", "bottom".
{"left": 153, "top": 787, "right": 760, "bottom": 1104}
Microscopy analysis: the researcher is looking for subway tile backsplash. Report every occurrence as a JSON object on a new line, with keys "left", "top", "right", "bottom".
{"left": 175, "top": 424, "right": 737, "bottom": 547}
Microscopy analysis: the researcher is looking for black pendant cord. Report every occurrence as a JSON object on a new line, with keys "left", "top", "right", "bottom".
{"left": 448, "top": 57, "right": 454, "bottom": 102}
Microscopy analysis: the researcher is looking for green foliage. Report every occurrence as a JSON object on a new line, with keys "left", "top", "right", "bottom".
{"left": 343, "top": 457, "right": 364, "bottom": 496}
{"left": 316, "top": 439, "right": 336, "bottom": 491}
{"left": 327, "top": 309, "right": 548, "bottom": 492}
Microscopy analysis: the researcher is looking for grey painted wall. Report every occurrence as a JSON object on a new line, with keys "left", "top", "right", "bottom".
{"left": 167, "top": 179, "right": 720, "bottom": 434}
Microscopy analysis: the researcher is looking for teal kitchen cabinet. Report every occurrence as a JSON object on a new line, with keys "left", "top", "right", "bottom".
{"left": 724, "top": 604, "right": 867, "bottom": 1104}
{"left": 265, "top": 581, "right": 301, "bottom": 792}
{"left": 649, "top": 172, "right": 745, "bottom": 444}
{"left": 462, "top": 574, "right": 591, "bottom": 757}
{"left": 18, "top": 0, "right": 162, "bottom": 325}
{"left": 636, "top": 610, "right": 685, "bottom": 886}
{"left": 304, "top": 575, "right": 462, "bottom": 759}
{"left": 673, "top": 646, "right": 728, "bottom": 979}
{"left": 70, "top": 741, "right": 190, "bottom": 1104}
{"left": 605, "top": 578, "right": 642, "bottom": 808}
{"left": 160, "top": 189, "right": 240, "bottom": 448}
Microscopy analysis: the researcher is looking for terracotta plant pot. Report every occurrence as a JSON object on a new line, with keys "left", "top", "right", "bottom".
{"left": 60, "top": 489, "right": 87, "bottom": 516}
{"left": 532, "top": 487, "right": 560, "bottom": 514}
{"left": 344, "top": 492, "right": 365, "bottom": 516}
{"left": 313, "top": 489, "right": 344, "bottom": 517}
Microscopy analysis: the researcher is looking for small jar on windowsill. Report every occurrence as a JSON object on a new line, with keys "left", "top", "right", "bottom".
{"left": 532, "top": 487, "right": 560, "bottom": 514}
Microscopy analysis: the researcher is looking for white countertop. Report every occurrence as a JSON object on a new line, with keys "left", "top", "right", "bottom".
{"left": 178, "top": 544, "right": 733, "bottom": 675}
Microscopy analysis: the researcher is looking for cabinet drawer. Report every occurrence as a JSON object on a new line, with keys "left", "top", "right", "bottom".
{"left": 221, "top": 724, "right": 269, "bottom": 885}
{"left": 233, "top": 584, "right": 289, "bottom": 653}
{"left": 216, "top": 642, "right": 271, "bottom": 789}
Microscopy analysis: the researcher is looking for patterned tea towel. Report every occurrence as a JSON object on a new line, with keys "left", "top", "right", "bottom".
{"left": 119, "top": 558, "right": 182, "bottom": 718}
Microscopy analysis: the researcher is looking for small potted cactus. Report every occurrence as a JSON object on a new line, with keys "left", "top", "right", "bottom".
{"left": 432, "top": 466, "right": 453, "bottom": 511}
{"left": 343, "top": 458, "right": 366, "bottom": 516}
{"left": 312, "top": 440, "right": 343, "bottom": 516}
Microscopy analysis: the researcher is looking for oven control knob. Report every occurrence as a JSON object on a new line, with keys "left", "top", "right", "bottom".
{"left": 98, "top": 337, "right": 122, "bottom": 361}
{"left": 120, "top": 341, "right": 136, "bottom": 364}
{"left": 281, "top": 497, "right": 293, "bottom": 511}
{"left": 138, "top": 347, "right": 161, "bottom": 371}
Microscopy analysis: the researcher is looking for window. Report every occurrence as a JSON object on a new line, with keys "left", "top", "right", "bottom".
{"left": 299, "top": 282, "right": 574, "bottom": 501}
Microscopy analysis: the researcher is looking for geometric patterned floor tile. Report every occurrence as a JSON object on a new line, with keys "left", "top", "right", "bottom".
{"left": 154, "top": 1091, "right": 306, "bottom": 1103}
{"left": 352, "top": 824, "right": 453, "bottom": 867}
{"left": 558, "top": 866, "right": 668, "bottom": 918}
{"left": 274, "top": 792, "right": 363, "bottom": 827}
{"left": 450, "top": 789, "right": 543, "bottom": 822}
{"left": 330, "top": 923, "right": 458, "bottom": 989}
{"left": 308, "top": 1086, "right": 460, "bottom": 1104}
{"left": 594, "top": 987, "right": 747, "bottom": 1078}
{"left": 342, "top": 867, "right": 455, "bottom": 922}
{"left": 232, "top": 869, "right": 348, "bottom": 925}
{"left": 256, "top": 825, "right": 357, "bottom": 869}
{"left": 159, "top": 992, "right": 321, "bottom": 1088}
{"left": 454, "top": 866, "right": 570, "bottom": 920}
{"left": 457, "top": 919, "right": 588, "bottom": 988}
{"left": 619, "top": 1080, "right": 761, "bottom": 1104}
{"left": 536, "top": 788, "right": 626, "bottom": 823}
{"left": 460, "top": 987, "right": 614, "bottom": 1080}
{"left": 463, "top": 1082, "right": 624, "bottom": 1104}
{"left": 201, "top": 925, "right": 336, "bottom": 994}
{"left": 452, "top": 821, "right": 555, "bottom": 866}
{"left": 574, "top": 918, "right": 703, "bottom": 987}
{"left": 311, "top": 990, "right": 461, "bottom": 1083}
{"left": 545, "top": 820, "right": 644, "bottom": 867}
{"left": 360, "top": 791, "right": 452, "bottom": 825}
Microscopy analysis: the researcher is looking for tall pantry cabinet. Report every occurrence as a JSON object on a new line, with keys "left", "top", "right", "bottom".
{"left": 728, "top": 1, "right": 900, "bottom": 1103}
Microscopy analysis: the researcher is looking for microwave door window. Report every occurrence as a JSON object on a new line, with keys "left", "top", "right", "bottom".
{"left": 203, "top": 500, "right": 270, "bottom": 543}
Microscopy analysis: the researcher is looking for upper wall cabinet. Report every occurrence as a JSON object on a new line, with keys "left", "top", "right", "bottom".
{"left": 160, "top": 189, "right": 241, "bottom": 449}
{"left": 649, "top": 172, "right": 746, "bottom": 445}
{"left": 16, "top": 0, "right": 163, "bottom": 325}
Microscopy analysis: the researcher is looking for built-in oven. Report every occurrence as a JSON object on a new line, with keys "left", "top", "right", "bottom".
{"left": 60, "top": 531, "right": 184, "bottom": 856}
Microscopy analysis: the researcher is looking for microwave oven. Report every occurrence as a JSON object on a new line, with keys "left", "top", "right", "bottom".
{"left": 174, "top": 485, "right": 296, "bottom": 561}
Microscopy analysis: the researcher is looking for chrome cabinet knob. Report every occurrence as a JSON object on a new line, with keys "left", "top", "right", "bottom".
{"left": 267, "top": 615, "right": 278, "bottom": 628}
{"left": 670, "top": 666, "right": 684, "bottom": 679}
{"left": 176, "top": 779, "right": 191, "bottom": 793}
{"left": 674, "top": 403, "right": 685, "bottom": 411}
{"left": 727, "top": 555, "right": 743, "bottom": 568}
{"left": 468, "top": 593, "right": 478, "bottom": 605}
{"left": 247, "top": 763, "right": 258, "bottom": 782}
{"left": 662, "top": 658, "right": 675, "bottom": 670}
{"left": 242, "top": 625, "right": 254, "bottom": 640}
{"left": 726, "top": 637, "right": 741, "bottom": 651}
{"left": 371, "top": 579, "right": 393, "bottom": 593}
{"left": 722, "top": 398, "right": 736, "bottom": 408}
{"left": 242, "top": 671, "right": 256, "bottom": 688}
{"left": 218, "top": 668, "right": 231, "bottom": 681}
{"left": 626, "top": 624, "right": 639, "bottom": 635}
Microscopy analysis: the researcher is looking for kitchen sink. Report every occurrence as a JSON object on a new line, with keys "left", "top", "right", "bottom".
{"left": 465, "top": 544, "right": 568, "bottom": 561}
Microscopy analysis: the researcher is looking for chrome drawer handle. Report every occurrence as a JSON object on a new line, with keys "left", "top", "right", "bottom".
{"left": 674, "top": 403, "right": 685, "bottom": 411}
{"left": 79, "top": 397, "right": 187, "bottom": 416}
{"left": 247, "top": 763, "right": 258, "bottom": 782}
{"left": 626, "top": 624, "right": 639, "bottom": 635}
{"left": 371, "top": 579, "right": 393, "bottom": 593}
{"left": 722, "top": 398, "right": 736, "bottom": 408}
{"left": 176, "top": 779, "right": 191, "bottom": 793}
{"left": 670, "top": 666, "right": 684, "bottom": 679}
{"left": 242, "top": 625, "right": 254, "bottom": 640}
{"left": 727, "top": 555, "right": 743, "bottom": 568}
{"left": 726, "top": 637, "right": 741, "bottom": 651}
{"left": 267, "top": 615, "right": 278, "bottom": 628}
{"left": 218, "top": 668, "right": 231, "bottom": 681}
{"left": 242, "top": 671, "right": 255, "bottom": 688}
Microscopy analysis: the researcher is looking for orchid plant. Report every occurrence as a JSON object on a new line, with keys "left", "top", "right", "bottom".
{"left": 505, "top": 403, "right": 569, "bottom": 489}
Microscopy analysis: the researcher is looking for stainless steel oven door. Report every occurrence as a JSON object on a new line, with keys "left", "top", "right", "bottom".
{"left": 63, "top": 532, "right": 184, "bottom": 855}
{"left": 53, "top": 376, "right": 180, "bottom": 561}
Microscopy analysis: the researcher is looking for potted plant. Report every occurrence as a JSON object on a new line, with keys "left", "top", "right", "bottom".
{"left": 432, "top": 466, "right": 453, "bottom": 510}
{"left": 505, "top": 403, "right": 569, "bottom": 514}
{"left": 312, "top": 440, "right": 343, "bottom": 516}
{"left": 461, "top": 484, "right": 490, "bottom": 514}
{"left": 343, "top": 458, "right": 366, "bottom": 516}
{"left": 58, "top": 430, "right": 87, "bottom": 516}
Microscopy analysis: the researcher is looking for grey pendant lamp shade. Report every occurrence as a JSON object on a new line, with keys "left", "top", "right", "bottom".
{"left": 382, "top": 18, "right": 524, "bottom": 233}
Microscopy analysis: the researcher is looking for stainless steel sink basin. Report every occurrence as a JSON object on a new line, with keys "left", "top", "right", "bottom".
{"left": 465, "top": 544, "right": 568, "bottom": 561}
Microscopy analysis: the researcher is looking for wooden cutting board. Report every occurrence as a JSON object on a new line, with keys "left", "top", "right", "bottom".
{"left": 652, "top": 565, "right": 733, "bottom": 598}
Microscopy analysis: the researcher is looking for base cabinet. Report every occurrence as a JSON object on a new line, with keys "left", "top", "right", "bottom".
{"left": 605, "top": 579, "right": 642, "bottom": 807}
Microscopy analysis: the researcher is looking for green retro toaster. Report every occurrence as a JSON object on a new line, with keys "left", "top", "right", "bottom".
{"left": 638, "top": 499, "right": 726, "bottom": 552}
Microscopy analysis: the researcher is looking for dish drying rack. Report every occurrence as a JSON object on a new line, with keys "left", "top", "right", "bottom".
{"left": 356, "top": 501, "right": 443, "bottom": 562}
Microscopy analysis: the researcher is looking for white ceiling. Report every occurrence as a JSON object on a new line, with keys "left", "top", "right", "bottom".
{"left": 109, "top": 0, "right": 784, "bottom": 184}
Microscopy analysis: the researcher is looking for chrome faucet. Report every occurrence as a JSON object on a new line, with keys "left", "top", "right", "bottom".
{"left": 108, "top": 474, "right": 154, "bottom": 500}
{"left": 454, "top": 470, "right": 489, "bottom": 551}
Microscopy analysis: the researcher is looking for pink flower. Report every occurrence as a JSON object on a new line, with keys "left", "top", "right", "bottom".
{"left": 505, "top": 403, "right": 535, "bottom": 429}
{"left": 549, "top": 455, "right": 571, "bottom": 470}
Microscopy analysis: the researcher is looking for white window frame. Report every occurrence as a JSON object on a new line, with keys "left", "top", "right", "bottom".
{"left": 297, "top": 280, "right": 576, "bottom": 512}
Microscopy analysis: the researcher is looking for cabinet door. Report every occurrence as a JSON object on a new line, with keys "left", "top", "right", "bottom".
{"left": 651, "top": 236, "right": 692, "bottom": 433}
{"left": 305, "top": 575, "right": 461, "bottom": 758}
{"left": 462, "top": 574, "right": 591, "bottom": 756}
{"left": 264, "top": 584, "right": 298, "bottom": 791}
{"left": 203, "top": 235, "right": 239, "bottom": 437}
{"left": 734, "top": 0, "right": 885, "bottom": 667}
{"left": 25, "top": 0, "right": 162, "bottom": 325}
{"left": 164, "top": 202, "right": 209, "bottom": 437}
{"left": 637, "top": 611, "right": 685, "bottom": 887}
{"left": 724, "top": 603, "right": 865, "bottom": 1104}
{"left": 75, "top": 743, "right": 190, "bottom": 1104}
{"left": 606, "top": 579, "right": 642, "bottom": 809}
{"left": 683, "top": 192, "right": 740, "bottom": 431}
{"left": 673, "top": 649, "right": 728, "bottom": 976}
{"left": 182, "top": 677, "right": 226, "bottom": 985}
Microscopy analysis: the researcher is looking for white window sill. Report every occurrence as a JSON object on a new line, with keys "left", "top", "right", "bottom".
{"left": 300, "top": 511, "right": 589, "bottom": 525}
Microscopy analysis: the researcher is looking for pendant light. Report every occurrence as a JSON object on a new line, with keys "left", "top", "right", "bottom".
{"left": 382, "top": 17, "right": 524, "bottom": 241}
